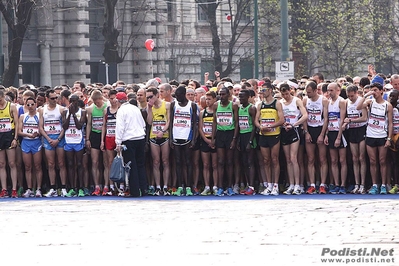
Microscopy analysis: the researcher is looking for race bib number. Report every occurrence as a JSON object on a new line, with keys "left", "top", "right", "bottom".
{"left": 216, "top": 112, "right": 233, "bottom": 126}
{"left": 152, "top": 120, "right": 166, "bottom": 134}
{"left": 106, "top": 119, "right": 116, "bottom": 137}
{"left": 0, "top": 118, "right": 11, "bottom": 132}
{"left": 44, "top": 120, "right": 62, "bottom": 134}
{"left": 92, "top": 117, "right": 103, "bottom": 131}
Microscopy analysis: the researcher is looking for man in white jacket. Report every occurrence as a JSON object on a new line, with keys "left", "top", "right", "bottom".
{"left": 115, "top": 92, "right": 147, "bottom": 197}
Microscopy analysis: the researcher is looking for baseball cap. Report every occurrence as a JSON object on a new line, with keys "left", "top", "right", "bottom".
{"left": 371, "top": 75, "right": 384, "bottom": 86}
{"left": 224, "top": 82, "right": 233, "bottom": 88}
{"left": 116, "top": 92, "right": 128, "bottom": 101}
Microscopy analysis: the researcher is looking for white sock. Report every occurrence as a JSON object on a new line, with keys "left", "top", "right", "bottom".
{"left": 205, "top": 186, "right": 210, "bottom": 190}
{"left": 311, "top": 183, "right": 316, "bottom": 188}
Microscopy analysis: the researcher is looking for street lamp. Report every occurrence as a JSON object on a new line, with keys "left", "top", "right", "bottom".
{"left": 101, "top": 60, "right": 109, "bottom": 85}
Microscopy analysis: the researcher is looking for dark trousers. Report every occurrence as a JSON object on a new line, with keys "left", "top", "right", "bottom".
{"left": 122, "top": 138, "right": 147, "bottom": 197}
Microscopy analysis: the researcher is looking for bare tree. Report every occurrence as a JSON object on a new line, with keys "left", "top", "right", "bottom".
{"left": 102, "top": 0, "right": 152, "bottom": 64}
{"left": 196, "top": 0, "right": 254, "bottom": 77}
{"left": 0, "top": 0, "right": 34, "bottom": 86}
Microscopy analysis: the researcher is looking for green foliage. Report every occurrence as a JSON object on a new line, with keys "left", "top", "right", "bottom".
{"left": 260, "top": 0, "right": 399, "bottom": 78}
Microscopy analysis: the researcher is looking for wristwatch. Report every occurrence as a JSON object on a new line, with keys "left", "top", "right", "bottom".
{"left": 387, "top": 137, "right": 392, "bottom": 141}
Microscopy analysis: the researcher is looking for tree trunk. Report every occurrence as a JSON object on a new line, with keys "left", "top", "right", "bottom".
{"left": 2, "top": 29, "right": 23, "bottom": 86}
{"left": 207, "top": 4, "right": 222, "bottom": 73}
{"left": 0, "top": 0, "right": 34, "bottom": 87}
{"left": 103, "top": 0, "right": 123, "bottom": 63}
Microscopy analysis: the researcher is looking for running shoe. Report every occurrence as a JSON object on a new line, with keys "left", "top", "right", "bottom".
{"left": 243, "top": 186, "right": 255, "bottom": 195}
{"left": 11, "top": 190, "right": 18, "bottom": 198}
{"left": 61, "top": 188, "right": 68, "bottom": 197}
{"left": 17, "top": 187, "right": 24, "bottom": 197}
{"left": 154, "top": 188, "right": 162, "bottom": 196}
{"left": 23, "top": 189, "right": 34, "bottom": 198}
{"left": 91, "top": 187, "right": 101, "bottom": 196}
{"left": 173, "top": 187, "right": 183, "bottom": 196}
{"left": 300, "top": 186, "right": 305, "bottom": 194}
{"left": 338, "top": 186, "right": 346, "bottom": 194}
{"left": 83, "top": 188, "right": 90, "bottom": 196}
{"left": 148, "top": 186, "right": 155, "bottom": 196}
{"left": 45, "top": 188, "right": 58, "bottom": 197}
{"left": 368, "top": 185, "right": 379, "bottom": 195}
{"left": 78, "top": 189, "right": 85, "bottom": 197}
{"left": 240, "top": 186, "right": 248, "bottom": 195}
{"left": 380, "top": 186, "right": 387, "bottom": 195}
{"left": 258, "top": 184, "right": 266, "bottom": 194}
{"left": 283, "top": 186, "right": 294, "bottom": 195}
{"left": 351, "top": 185, "right": 359, "bottom": 194}
{"left": 306, "top": 186, "right": 316, "bottom": 194}
{"left": 319, "top": 186, "right": 327, "bottom": 194}
{"left": 292, "top": 186, "right": 301, "bottom": 195}
{"left": 271, "top": 185, "right": 279, "bottom": 196}
{"left": 233, "top": 184, "right": 240, "bottom": 195}
{"left": 226, "top": 187, "right": 235, "bottom": 196}
{"left": 185, "top": 187, "right": 193, "bottom": 196}
{"left": 0, "top": 189, "right": 9, "bottom": 198}
{"left": 261, "top": 187, "right": 272, "bottom": 195}
{"left": 102, "top": 187, "right": 111, "bottom": 196}
{"left": 163, "top": 188, "right": 170, "bottom": 196}
{"left": 66, "top": 189, "right": 77, "bottom": 197}
{"left": 330, "top": 186, "right": 340, "bottom": 194}
{"left": 200, "top": 187, "right": 211, "bottom": 196}
{"left": 328, "top": 184, "right": 335, "bottom": 193}
{"left": 216, "top": 188, "right": 224, "bottom": 197}
{"left": 193, "top": 187, "right": 200, "bottom": 196}
{"left": 212, "top": 187, "right": 218, "bottom": 195}
{"left": 122, "top": 188, "right": 131, "bottom": 197}
{"left": 358, "top": 186, "right": 366, "bottom": 194}
{"left": 35, "top": 189, "right": 42, "bottom": 198}
{"left": 388, "top": 185, "right": 398, "bottom": 194}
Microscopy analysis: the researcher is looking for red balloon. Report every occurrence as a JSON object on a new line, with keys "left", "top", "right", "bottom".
{"left": 145, "top": 39, "right": 155, "bottom": 51}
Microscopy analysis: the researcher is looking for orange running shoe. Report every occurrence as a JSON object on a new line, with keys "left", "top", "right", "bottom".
{"left": 102, "top": 187, "right": 111, "bottom": 196}
{"left": 92, "top": 187, "right": 101, "bottom": 196}
{"left": 319, "top": 186, "right": 327, "bottom": 194}
{"left": 306, "top": 186, "right": 316, "bottom": 194}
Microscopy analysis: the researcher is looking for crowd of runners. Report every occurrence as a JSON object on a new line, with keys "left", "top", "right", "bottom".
{"left": 0, "top": 65, "right": 398, "bottom": 198}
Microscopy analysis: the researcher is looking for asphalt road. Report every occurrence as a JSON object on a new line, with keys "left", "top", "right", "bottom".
{"left": 1, "top": 194, "right": 398, "bottom": 266}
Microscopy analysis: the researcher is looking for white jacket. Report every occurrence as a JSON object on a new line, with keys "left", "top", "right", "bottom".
{"left": 115, "top": 103, "right": 146, "bottom": 144}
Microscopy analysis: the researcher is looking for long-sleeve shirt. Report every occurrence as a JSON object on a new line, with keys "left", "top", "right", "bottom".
{"left": 115, "top": 103, "right": 146, "bottom": 145}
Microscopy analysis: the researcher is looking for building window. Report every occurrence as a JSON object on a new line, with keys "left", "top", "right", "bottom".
{"left": 198, "top": 3, "right": 208, "bottom": 22}
{"left": 167, "top": 2, "right": 173, "bottom": 22}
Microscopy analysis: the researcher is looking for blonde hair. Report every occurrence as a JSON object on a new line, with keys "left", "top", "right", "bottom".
{"left": 90, "top": 89, "right": 103, "bottom": 100}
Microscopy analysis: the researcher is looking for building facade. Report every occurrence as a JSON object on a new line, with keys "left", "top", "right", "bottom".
{"left": 3, "top": 0, "right": 256, "bottom": 87}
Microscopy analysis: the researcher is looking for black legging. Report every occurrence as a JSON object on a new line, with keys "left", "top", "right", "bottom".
{"left": 174, "top": 143, "right": 193, "bottom": 188}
